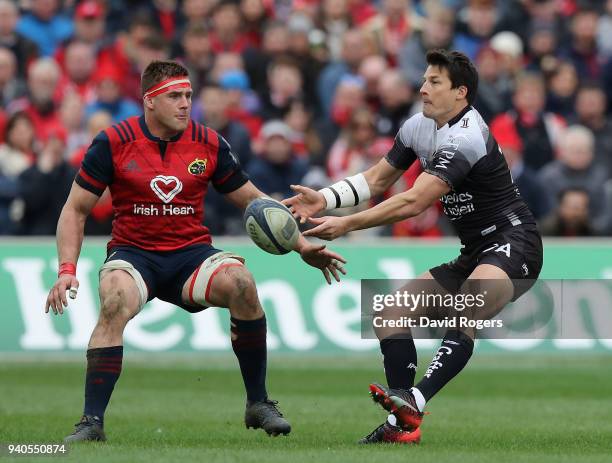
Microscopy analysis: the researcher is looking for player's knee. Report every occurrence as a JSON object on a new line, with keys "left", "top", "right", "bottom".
{"left": 99, "top": 291, "right": 125, "bottom": 326}
{"left": 225, "top": 266, "right": 259, "bottom": 308}
{"left": 99, "top": 274, "right": 136, "bottom": 326}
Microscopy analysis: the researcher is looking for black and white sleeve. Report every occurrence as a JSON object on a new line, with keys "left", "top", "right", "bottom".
{"left": 384, "top": 133, "right": 417, "bottom": 170}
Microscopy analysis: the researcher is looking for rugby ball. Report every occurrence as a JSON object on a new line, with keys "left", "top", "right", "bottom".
{"left": 244, "top": 197, "right": 299, "bottom": 255}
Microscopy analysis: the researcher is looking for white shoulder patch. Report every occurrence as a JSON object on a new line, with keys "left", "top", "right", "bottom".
{"left": 447, "top": 109, "right": 488, "bottom": 163}
{"left": 398, "top": 113, "right": 428, "bottom": 149}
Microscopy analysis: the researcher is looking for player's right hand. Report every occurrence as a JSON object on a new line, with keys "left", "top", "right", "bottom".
{"left": 282, "top": 185, "right": 326, "bottom": 224}
{"left": 45, "top": 275, "right": 79, "bottom": 315}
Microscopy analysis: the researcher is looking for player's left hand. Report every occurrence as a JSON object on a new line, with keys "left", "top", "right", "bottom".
{"left": 299, "top": 242, "right": 347, "bottom": 284}
{"left": 303, "top": 216, "right": 350, "bottom": 241}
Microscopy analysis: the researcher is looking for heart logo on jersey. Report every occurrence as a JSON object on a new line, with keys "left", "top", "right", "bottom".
{"left": 150, "top": 175, "right": 183, "bottom": 203}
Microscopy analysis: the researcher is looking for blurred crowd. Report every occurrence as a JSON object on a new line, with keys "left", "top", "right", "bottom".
{"left": 1, "top": 0, "right": 612, "bottom": 238}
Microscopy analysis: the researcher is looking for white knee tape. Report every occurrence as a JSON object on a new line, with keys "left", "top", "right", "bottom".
{"left": 99, "top": 259, "right": 148, "bottom": 309}
{"left": 188, "top": 251, "right": 245, "bottom": 307}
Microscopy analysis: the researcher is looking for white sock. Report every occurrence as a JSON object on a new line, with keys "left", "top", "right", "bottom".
{"left": 411, "top": 387, "right": 427, "bottom": 412}
{"left": 386, "top": 414, "right": 397, "bottom": 426}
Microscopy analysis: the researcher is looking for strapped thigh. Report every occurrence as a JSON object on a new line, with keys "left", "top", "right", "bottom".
{"left": 99, "top": 259, "right": 148, "bottom": 310}
{"left": 188, "top": 251, "right": 245, "bottom": 307}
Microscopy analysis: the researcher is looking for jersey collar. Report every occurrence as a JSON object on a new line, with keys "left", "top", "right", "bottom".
{"left": 446, "top": 105, "right": 472, "bottom": 128}
{"left": 139, "top": 115, "right": 183, "bottom": 142}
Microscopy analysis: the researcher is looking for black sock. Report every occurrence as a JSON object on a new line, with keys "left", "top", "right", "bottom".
{"left": 230, "top": 316, "right": 268, "bottom": 402}
{"left": 83, "top": 346, "right": 123, "bottom": 423}
{"left": 380, "top": 333, "right": 417, "bottom": 390}
{"left": 415, "top": 330, "right": 474, "bottom": 401}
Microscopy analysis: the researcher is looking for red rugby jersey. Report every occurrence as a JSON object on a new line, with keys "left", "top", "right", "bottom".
{"left": 75, "top": 116, "right": 248, "bottom": 251}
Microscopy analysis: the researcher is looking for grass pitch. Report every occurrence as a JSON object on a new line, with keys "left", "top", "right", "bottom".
{"left": 1, "top": 354, "right": 611, "bottom": 463}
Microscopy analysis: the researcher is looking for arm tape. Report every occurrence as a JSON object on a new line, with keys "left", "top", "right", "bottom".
{"left": 319, "top": 173, "right": 371, "bottom": 210}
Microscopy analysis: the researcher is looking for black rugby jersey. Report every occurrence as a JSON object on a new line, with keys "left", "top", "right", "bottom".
{"left": 385, "top": 106, "right": 535, "bottom": 245}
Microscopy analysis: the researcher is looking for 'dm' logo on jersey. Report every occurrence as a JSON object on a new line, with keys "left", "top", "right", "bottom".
{"left": 434, "top": 148, "right": 455, "bottom": 170}
{"left": 188, "top": 158, "right": 207, "bottom": 176}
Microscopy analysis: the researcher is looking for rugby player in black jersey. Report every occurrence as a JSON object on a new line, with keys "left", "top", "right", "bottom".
{"left": 284, "top": 49, "right": 543, "bottom": 444}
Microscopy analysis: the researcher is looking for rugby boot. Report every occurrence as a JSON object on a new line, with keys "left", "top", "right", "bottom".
{"left": 64, "top": 415, "right": 106, "bottom": 442}
{"left": 245, "top": 399, "right": 291, "bottom": 436}
{"left": 369, "top": 383, "right": 424, "bottom": 431}
{"left": 358, "top": 421, "right": 421, "bottom": 444}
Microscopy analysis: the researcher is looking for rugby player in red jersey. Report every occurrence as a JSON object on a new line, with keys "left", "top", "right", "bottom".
{"left": 45, "top": 60, "right": 346, "bottom": 442}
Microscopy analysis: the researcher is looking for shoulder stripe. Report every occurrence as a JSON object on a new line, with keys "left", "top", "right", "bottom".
{"left": 191, "top": 121, "right": 196, "bottom": 141}
{"left": 214, "top": 170, "right": 235, "bottom": 185}
{"left": 111, "top": 125, "right": 126, "bottom": 144}
{"left": 78, "top": 167, "right": 106, "bottom": 190}
{"left": 197, "top": 123, "right": 202, "bottom": 142}
{"left": 207, "top": 127, "right": 218, "bottom": 147}
{"left": 122, "top": 120, "right": 136, "bottom": 141}
{"left": 75, "top": 175, "right": 104, "bottom": 196}
{"left": 117, "top": 122, "right": 131, "bottom": 142}
{"left": 204, "top": 125, "right": 208, "bottom": 144}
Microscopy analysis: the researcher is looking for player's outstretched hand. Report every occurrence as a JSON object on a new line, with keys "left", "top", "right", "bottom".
{"left": 303, "top": 216, "right": 350, "bottom": 241}
{"left": 45, "top": 275, "right": 79, "bottom": 315}
{"left": 282, "top": 185, "right": 326, "bottom": 224}
{"left": 299, "top": 241, "right": 347, "bottom": 284}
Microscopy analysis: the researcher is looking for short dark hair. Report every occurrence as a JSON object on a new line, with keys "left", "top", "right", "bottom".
{"left": 5, "top": 112, "right": 33, "bottom": 147}
{"left": 426, "top": 49, "right": 479, "bottom": 105}
{"left": 577, "top": 81, "right": 604, "bottom": 95}
{"left": 184, "top": 22, "right": 209, "bottom": 38}
{"left": 141, "top": 60, "right": 189, "bottom": 96}
{"left": 558, "top": 186, "right": 590, "bottom": 202}
{"left": 263, "top": 19, "right": 288, "bottom": 34}
{"left": 141, "top": 35, "right": 168, "bottom": 53}
{"left": 212, "top": 0, "right": 240, "bottom": 17}
{"left": 127, "top": 12, "right": 157, "bottom": 33}
{"left": 268, "top": 55, "right": 300, "bottom": 74}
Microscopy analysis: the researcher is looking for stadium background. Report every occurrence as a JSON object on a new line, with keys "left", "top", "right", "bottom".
{"left": 0, "top": 0, "right": 610, "bottom": 461}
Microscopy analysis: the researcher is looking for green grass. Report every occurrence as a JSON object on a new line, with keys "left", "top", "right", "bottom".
{"left": 1, "top": 354, "right": 611, "bottom": 463}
